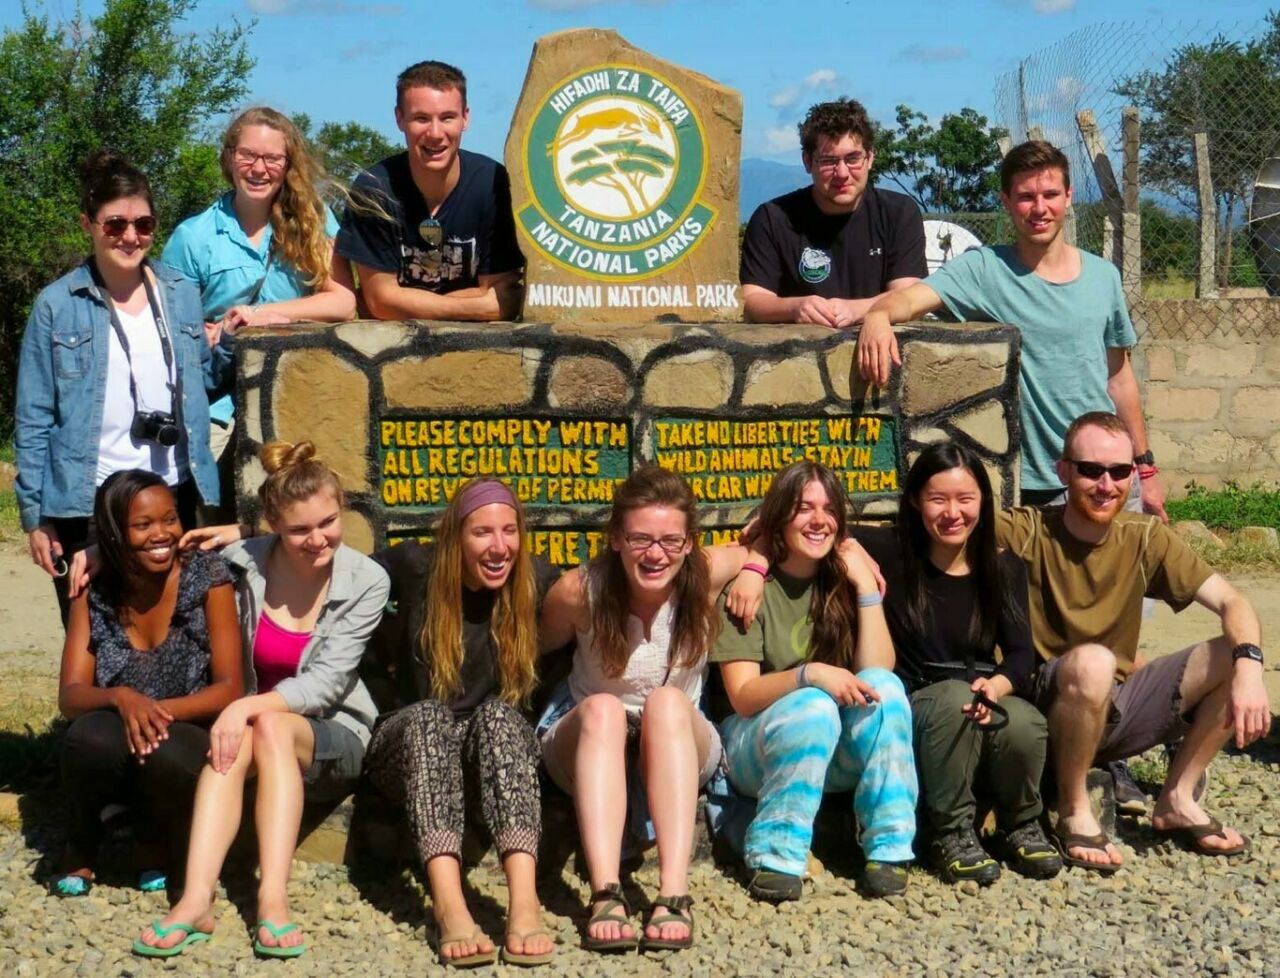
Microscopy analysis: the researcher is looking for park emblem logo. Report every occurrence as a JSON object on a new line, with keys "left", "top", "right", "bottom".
{"left": 798, "top": 247, "right": 832, "bottom": 284}
{"left": 519, "top": 65, "right": 716, "bottom": 280}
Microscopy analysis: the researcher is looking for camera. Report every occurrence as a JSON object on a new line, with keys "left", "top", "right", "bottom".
{"left": 131, "top": 410, "right": 182, "bottom": 447}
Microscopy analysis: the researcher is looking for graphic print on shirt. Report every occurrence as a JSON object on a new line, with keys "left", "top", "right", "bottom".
{"left": 400, "top": 235, "right": 478, "bottom": 289}
{"left": 798, "top": 247, "right": 832, "bottom": 284}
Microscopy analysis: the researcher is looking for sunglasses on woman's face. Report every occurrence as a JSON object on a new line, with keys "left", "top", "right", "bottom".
{"left": 97, "top": 215, "right": 157, "bottom": 237}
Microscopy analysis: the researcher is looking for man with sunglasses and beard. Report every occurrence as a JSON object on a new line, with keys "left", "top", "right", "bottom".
{"left": 996, "top": 411, "right": 1268, "bottom": 876}
{"left": 337, "top": 60, "right": 524, "bottom": 321}
{"left": 740, "top": 98, "right": 925, "bottom": 327}
{"left": 855, "top": 140, "right": 1168, "bottom": 524}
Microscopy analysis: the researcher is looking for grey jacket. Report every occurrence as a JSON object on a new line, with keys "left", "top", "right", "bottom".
{"left": 223, "top": 536, "right": 390, "bottom": 747}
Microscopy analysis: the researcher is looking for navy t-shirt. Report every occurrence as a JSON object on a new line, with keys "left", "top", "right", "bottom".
{"left": 739, "top": 185, "right": 926, "bottom": 299}
{"left": 337, "top": 149, "right": 523, "bottom": 293}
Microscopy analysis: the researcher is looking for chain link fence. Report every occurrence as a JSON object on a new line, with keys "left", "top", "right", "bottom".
{"left": 989, "top": 16, "right": 1280, "bottom": 305}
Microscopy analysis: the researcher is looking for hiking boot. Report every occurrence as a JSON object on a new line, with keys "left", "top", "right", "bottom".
{"left": 931, "top": 827, "right": 1001, "bottom": 886}
{"left": 1107, "top": 759, "right": 1148, "bottom": 816}
{"left": 861, "top": 860, "right": 909, "bottom": 897}
{"left": 1000, "top": 820, "right": 1063, "bottom": 879}
{"left": 746, "top": 870, "right": 803, "bottom": 903}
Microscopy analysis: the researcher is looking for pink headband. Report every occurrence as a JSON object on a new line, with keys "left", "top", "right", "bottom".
{"left": 456, "top": 480, "right": 518, "bottom": 521}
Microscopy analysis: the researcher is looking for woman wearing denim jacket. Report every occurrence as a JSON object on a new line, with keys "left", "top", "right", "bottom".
{"left": 15, "top": 151, "right": 230, "bottom": 622}
{"left": 133, "top": 440, "right": 388, "bottom": 960}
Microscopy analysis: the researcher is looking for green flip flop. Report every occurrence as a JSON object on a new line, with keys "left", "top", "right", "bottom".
{"left": 254, "top": 920, "right": 307, "bottom": 959}
{"left": 131, "top": 920, "right": 211, "bottom": 958}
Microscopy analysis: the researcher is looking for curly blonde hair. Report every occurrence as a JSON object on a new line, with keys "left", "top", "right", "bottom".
{"left": 221, "top": 107, "right": 331, "bottom": 289}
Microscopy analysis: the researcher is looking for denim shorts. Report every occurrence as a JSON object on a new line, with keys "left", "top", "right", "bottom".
{"left": 303, "top": 717, "right": 365, "bottom": 802}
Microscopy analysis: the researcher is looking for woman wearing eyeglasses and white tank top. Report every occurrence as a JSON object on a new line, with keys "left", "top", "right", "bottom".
{"left": 537, "top": 465, "right": 763, "bottom": 955}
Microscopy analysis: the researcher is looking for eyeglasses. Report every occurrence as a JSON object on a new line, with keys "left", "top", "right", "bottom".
{"left": 97, "top": 215, "right": 157, "bottom": 237}
{"left": 814, "top": 152, "right": 869, "bottom": 173}
{"left": 622, "top": 533, "right": 688, "bottom": 554}
{"left": 233, "top": 148, "right": 288, "bottom": 171}
{"left": 1067, "top": 459, "right": 1135, "bottom": 481}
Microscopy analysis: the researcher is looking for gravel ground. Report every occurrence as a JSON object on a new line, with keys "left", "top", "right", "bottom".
{"left": 1, "top": 744, "right": 1279, "bottom": 977}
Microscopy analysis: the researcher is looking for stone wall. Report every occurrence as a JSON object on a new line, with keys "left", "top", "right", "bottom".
{"left": 235, "top": 321, "right": 1021, "bottom": 558}
{"left": 1131, "top": 298, "right": 1280, "bottom": 494}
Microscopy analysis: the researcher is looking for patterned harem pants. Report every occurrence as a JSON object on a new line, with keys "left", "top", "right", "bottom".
{"left": 365, "top": 698, "right": 541, "bottom": 863}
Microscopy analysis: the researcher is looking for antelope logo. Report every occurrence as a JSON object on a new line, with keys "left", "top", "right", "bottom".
{"left": 546, "top": 106, "right": 663, "bottom": 155}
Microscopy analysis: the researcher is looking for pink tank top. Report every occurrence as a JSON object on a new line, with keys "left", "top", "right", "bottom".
{"left": 253, "top": 613, "right": 311, "bottom": 694}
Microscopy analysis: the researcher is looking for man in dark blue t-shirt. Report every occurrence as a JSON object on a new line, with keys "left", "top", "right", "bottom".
{"left": 740, "top": 98, "right": 925, "bottom": 328}
{"left": 337, "top": 60, "right": 524, "bottom": 321}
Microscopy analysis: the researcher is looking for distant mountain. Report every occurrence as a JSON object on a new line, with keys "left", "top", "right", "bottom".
{"left": 739, "top": 158, "right": 807, "bottom": 223}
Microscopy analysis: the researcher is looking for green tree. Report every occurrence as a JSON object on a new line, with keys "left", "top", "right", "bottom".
{"left": 311, "top": 119, "right": 400, "bottom": 185}
{"left": 875, "top": 105, "right": 1008, "bottom": 212}
{"left": 1115, "top": 12, "right": 1280, "bottom": 288}
{"left": 0, "top": 0, "right": 254, "bottom": 434}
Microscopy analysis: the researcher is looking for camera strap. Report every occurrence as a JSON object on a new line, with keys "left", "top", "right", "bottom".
{"left": 90, "top": 259, "right": 179, "bottom": 419}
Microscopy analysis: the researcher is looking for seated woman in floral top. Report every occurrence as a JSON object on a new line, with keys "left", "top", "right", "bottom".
{"left": 53, "top": 470, "right": 243, "bottom": 897}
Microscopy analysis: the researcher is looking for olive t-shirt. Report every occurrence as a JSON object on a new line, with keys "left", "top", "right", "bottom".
{"left": 711, "top": 568, "right": 815, "bottom": 674}
{"left": 997, "top": 507, "right": 1214, "bottom": 679}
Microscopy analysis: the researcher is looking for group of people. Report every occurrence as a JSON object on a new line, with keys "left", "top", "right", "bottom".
{"left": 9, "top": 51, "right": 1271, "bottom": 968}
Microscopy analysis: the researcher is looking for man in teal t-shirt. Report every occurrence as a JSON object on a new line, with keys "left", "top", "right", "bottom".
{"left": 853, "top": 141, "right": 1167, "bottom": 517}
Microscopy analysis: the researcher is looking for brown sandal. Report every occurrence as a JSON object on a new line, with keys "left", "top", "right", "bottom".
{"left": 640, "top": 894, "right": 694, "bottom": 952}
{"left": 582, "top": 883, "right": 638, "bottom": 953}
{"left": 1053, "top": 825, "right": 1121, "bottom": 876}
{"left": 501, "top": 928, "right": 555, "bottom": 967}
{"left": 437, "top": 925, "right": 498, "bottom": 968}
{"left": 1153, "top": 817, "right": 1250, "bottom": 857}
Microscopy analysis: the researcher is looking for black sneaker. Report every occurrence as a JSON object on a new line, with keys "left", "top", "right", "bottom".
{"left": 931, "top": 827, "right": 1001, "bottom": 886}
{"left": 861, "top": 860, "right": 910, "bottom": 897}
{"left": 1107, "top": 759, "right": 1148, "bottom": 816}
{"left": 746, "top": 869, "right": 803, "bottom": 903}
{"left": 999, "top": 820, "right": 1063, "bottom": 879}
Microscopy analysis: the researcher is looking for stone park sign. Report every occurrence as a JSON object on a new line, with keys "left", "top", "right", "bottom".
{"left": 505, "top": 29, "right": 743, "bottom": 323}
{"left": 234, "top": 321, "right": 1021, "bottom": 566}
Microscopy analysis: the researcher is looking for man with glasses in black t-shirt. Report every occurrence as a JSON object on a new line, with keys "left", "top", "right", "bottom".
{"left": 740, "top": 98, "right": 926, "bottom": 328}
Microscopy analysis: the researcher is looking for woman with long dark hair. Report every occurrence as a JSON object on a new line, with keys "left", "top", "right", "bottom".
{"left": 53, "top": 471, "right": 242, "bottom": 898}
{"left": 16, "top": 151, "right": 228, "bottom": 622}
{"left": 538, "top": 465, "right": 757, "bottom": 953}
{"left": 855, "top": 441, "right": 1059, "bottom": 884}
{"left": 713, "top": 459, "right": 917, "bottom": 902}
{"left": 361, "top": 479, "right": 559, "bottom": 967}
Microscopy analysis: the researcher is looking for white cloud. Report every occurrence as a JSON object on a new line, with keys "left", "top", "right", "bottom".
{"left": 763, "top": 126, "right": 798, "bottom": 154}
{"left": 1032, "top": 0, "right": 1075, "bottom": 12}
{"left": 803, "top": 68, "right": 837, "bottom": 89}
{"left": 768, "top": 85, "right": 800, "bottom": 110}
{"left": 899, "top": 44, "right": 969, "bottom": 64}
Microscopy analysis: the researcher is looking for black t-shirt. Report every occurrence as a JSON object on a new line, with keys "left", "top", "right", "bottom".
{"left": 853, "top": 526, "right": 1036, "bottom": 696}
{"left": 739, "top": 185, "right": 926, "bottom": 299}
{"left": 364, "top": 541, "right": 559, "bottom": 719}
{"left": 336, "top": 149, "right": 523, "bottom": 294}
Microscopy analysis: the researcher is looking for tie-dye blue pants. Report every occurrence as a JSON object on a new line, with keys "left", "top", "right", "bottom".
{"left": 720, "top": 667, "right": 918, "bottom": 876}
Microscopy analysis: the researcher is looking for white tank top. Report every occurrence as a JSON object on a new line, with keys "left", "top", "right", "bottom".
{"left": 568, "top": 586, "right": 707, "bottom": 714}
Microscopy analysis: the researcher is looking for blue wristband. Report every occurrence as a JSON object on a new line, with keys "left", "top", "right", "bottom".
{"left": 857, "top": 591, "right": 883, "bottom": 608}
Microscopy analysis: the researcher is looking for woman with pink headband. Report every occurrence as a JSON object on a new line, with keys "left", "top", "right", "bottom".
{"left": 361, "top": 479, "right": 559, "bottom": 968}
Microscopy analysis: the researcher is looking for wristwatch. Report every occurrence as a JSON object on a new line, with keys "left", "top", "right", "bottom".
{"left": 1133, "top": 450, "right": 1155, "bottom": 466}
{"left": 1231, "top": 643, "right": 1264, "bottom": 666}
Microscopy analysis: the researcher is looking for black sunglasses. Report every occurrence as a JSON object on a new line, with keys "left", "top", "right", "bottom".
{"left": 98, "top": 215, "right": 157, "bottom": 237}
{"left": 1067, "top": 459, "right": 1135, "bottom": 481}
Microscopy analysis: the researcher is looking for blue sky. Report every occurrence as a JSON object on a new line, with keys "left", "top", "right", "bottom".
{"left": 8, "top": 0, "right": 1279, "bottom": 166}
